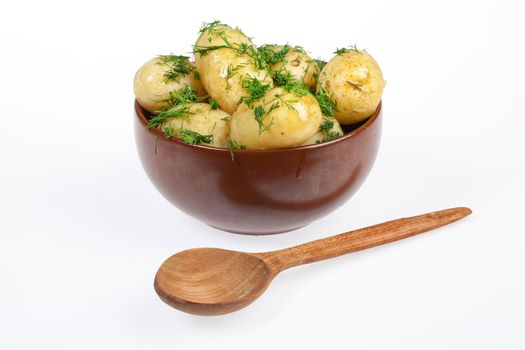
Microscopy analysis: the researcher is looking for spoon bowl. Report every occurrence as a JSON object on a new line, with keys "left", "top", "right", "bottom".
{"left": 154, "top": 207, "right": 472, "bottom": 315}
{"left": 155, "top": 248, "right": 273, "bottom": 315}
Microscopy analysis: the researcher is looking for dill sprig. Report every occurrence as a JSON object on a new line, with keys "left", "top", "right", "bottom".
{"left": 161, "top": 86, "right": 203, "bottom": 107}
{"left": 320, "top": 118, "right": 334, "bottom": 133}
{"left": 199, "top": 20, "right": 224, "bottom": 33}
{"left": 282, "top": 81, "right": 310, "bottom": 97}
{"left": 147, "top": 105, "right": 192, "bottom": 129}
{"left": 210, "top": 99, "right": 220, "bottom": 110}
{"left": 238, "top": 76, "right": 272, "bottom": 108}
{"left": 226, "top": 140, "right": 246, "bottom": 160}
{"left": 315, "top": 86, "right": 336, "bottom": 117}
{"left": 193, "top": 22, "right": 268, "bottom": 71}
{"left": 334, "top": 44, "right": 362, "bottom": 55}
{"left": 177, "top": 129, "right": 213, "bottom": 145}
{"left": 313, "top": 59, "right": 326, "bottom": 71}
{"left": 257, "top": 44, "right": 291, "bottom": 65}
{"left": 253, "top": 101, "right": 279, "bottom": 134}
{"left": 319, "top": 117, "right": 343, "bottom": 141}
{"left": 158, "top": 55, "right": 193, "bottom": 82}
{"left": 271, "top": 67, "right": 294, "bottom": 87}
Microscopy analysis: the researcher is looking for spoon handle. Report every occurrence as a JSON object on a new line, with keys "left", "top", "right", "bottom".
{"left": 259, "top": 207, "right": 471, "bottom": 272}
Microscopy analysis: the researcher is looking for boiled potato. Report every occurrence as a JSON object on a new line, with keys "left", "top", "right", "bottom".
{"left": 230, "top": 87, "right": 322, "bottom": 149}
{"left": 194, "top": 22, "right": 272, "bottom": 114}
{"left": 259, "top": 44, "right": 320, "bottom": 89}
{"left": 159, "top": 103, "right": 230, "bottom": 147}
{"left": 134, "top": 56, "right": 206, "bottom": 114}
{"left": 301, "top": 116, "right": 344, "bottom": 145}
{"left": 317, "top": 49, "right": 385, "bottom": 124}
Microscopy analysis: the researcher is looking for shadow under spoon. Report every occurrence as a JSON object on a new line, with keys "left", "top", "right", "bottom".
{"left": 154, "top": 207, "right": 472, "bottom": 316}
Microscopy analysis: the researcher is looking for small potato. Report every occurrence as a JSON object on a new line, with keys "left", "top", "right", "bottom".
{"left": 317, "top": 49, "right": 385, "bottom": 124}
{"left": 230, "top": 87, "right": 322, "bottom": 149}
{"left": 134, "top": 56, "right": 206, "bottom": 114}
{"left": 301, "top": 116, "right": 344, "bottom": 145}
{"left": 260, "top": 45, "right": 320, "bottom": 89}
{"left": 160, "top": 103, "right": 230, "bottom": 147}
{"left": 194, "top": 22, "right": 272, "bottom": 114}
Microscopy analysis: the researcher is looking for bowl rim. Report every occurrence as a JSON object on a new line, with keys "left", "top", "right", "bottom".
{"left": 135, "top": 99, "right": 381, "bottom": 153}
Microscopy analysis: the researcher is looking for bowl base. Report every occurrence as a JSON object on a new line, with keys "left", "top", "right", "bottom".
{"left": 207, "top": 224, "right": 308, "bottom": 236}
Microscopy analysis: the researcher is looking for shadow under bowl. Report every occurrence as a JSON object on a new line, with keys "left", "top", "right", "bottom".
{"left": 134, "top": 101, "right": 382, "bottom": 235}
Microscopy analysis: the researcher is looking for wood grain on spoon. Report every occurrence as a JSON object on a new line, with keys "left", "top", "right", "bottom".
{"left": 154, "top": 207, "right": 472, "bottom": 316}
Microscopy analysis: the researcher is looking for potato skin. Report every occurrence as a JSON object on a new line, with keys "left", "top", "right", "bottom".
{"left": 160, "top": 103, "right": 230, "bottom": 147}
{"left": 317, "top": 50, "right": 385, "bottom": 124}
{"left": 266, "top": 45, "right": 320, "bottom": 89}
{"left": 134, "top": 56, "right": 206, "bottom": 114}
{"left": 194, "top": 24, "right": 272, "bottom": 114}
{"left": 230, "top": 87, "right": 322, "bottom": 149}
{"left": 301, "top": 116, "right": 344, "bottom": 145}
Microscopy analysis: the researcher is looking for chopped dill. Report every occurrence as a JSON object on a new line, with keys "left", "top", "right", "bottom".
{"left": 313, "top": 59, "right": 326, "bottom": 71}
{"left": 257, "top": 44, "right": 291, "bottom": 65}
{"left": 226, "top": 140, "right": 246, "bottom": 161}
{"left": 319, "top": 117, "right": 343, "bottom": 141}
{"left": 158, "top": 55, "right": 193, "bottom": 82}
{"left": 147, "top": 105, "right": 192, "bottom": 129}
{"left": 282, "top": 81, "right": 310, "bottom": 97}
{"left": 271, "top": 67, "right": 294, "bottom": 87}
{"left": 161, "top": 86, "right": 203, "bottom": 107}
{"left": 323, "top": 130, "right": 343, "bottom": 141}
{"left": 199, "top": 20, "right": 224, "bottom": 33}
{"left": 210, "top": 99, "right": 220, "bottom": 110}
{"left": 334, "top": 44, "right": 362, "bottom": 55}
{"left": 320, "top": 118, "right": 335, "bottom": 133}
{"left": 163, "top": 125, "right": 176, "bottom": 138}
{"left": 193, "top": 70, "right": 200, "bottom": 80}
{"left": 315, "top": 86, "right": 336, "bottom": 117}
{"left": 177, "top": 129, "right": 213, "bottom": 145}
{"left": 252, "top": 101, "right": 279, "bottom": 134}
{"left": 238, "top": 76, "right": 271, "bottom": 108}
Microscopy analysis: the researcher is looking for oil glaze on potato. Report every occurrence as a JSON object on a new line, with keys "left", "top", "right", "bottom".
{"left": 194, "top": 23, "right": 272, "bottom": 114}
{"left": 262, "top": 45, "right": 320, "bottom": 89}
{"left": 317, "top": 50, "right": 385, "bottom": 124}
{"left": 230, "top": 87, "right": 322, "bottom": 149}
{"left": 134, "top": 56, "right": 206, "bottom": 114}
{"left": 160, "top": 103, "right": 230, "bottom": 147}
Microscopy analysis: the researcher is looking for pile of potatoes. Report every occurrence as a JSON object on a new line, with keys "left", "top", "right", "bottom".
{"left": 134, "top": 21, "right": 385, "bottom": 150}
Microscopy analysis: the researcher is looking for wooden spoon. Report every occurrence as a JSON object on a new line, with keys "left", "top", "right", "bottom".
{"left": 154, "top": 207, "right": 471, "bottom": 316}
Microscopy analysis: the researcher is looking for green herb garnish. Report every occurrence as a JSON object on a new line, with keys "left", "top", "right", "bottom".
{"left": 258, "top": 44, "right": 291, "bottom": 65}
{"left": 271, "top": 67, "right": 294, "bottom": 87}
{"left": 313, "top": 59, "right": 326, "bottom": 71}
{"left": 177, "top": 129, "right": 213, "bottom": 145}
{"left": 319, "top": 117, "right": 343, "bottom": 141}
{"left": 315, "top": 86, "right": 336, "bottom": 117}
{"left": 158, "top": 55, "right": 193, "bottom": 82}
{"left": 161, "top": 86, "right": 203, "bottom": 107}
{"left": 334, "top": 44, "right": 362, "bottom": 55}
{"left": 210, "top": 99, "right": 220, "bottom": 110}
{"left": 238, "top": 76, "right": 272, "bottom": 108}
{"left": 226, "top": 140, "right": 246, "bottom": 161}
{"left": 147, "top": 105, "right": 192, "bottom": 129}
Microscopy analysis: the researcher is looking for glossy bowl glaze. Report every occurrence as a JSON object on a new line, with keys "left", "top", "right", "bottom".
{"left": 134, "top": 100, "right": 382, "bottom": 235}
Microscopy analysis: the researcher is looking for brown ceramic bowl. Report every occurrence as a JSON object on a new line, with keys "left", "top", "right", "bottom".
{"left": 134, "top": 100, "right": 382, "bottom": 235}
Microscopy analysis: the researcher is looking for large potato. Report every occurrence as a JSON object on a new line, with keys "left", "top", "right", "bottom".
{"left": 317, "top": 49, "right": 385, "bottom": 124}
{"left": 230, "top": 87, "right": 322, "bottom": 149}
{"left": 194, "top": 22, "right": 272, "bottom": 114}
{"left": 259, "top": 45, "right": 320, "bottom": 89}
{"left": 134, "top": 56, "right": 206, "bottom": 114}
{"left": 159, "top": 103, "right": 230, "bottom": 147}
{"left": 301, "top": 116, "right": 344, "bottom": 145}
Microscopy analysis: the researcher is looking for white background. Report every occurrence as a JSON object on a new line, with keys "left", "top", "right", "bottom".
{"left": 1, "top": 0, "right": 524, "bottom": 348}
